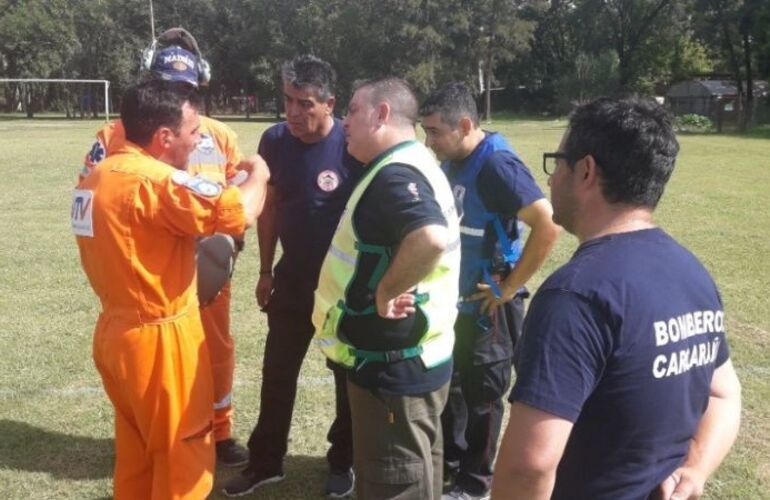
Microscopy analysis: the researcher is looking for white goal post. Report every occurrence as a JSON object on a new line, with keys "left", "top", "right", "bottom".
{"left": 0, "top": 78, "right": 111, "bottom": 121}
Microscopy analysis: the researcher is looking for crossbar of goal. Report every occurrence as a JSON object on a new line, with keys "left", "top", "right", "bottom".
{"left": 0, "top": 78, "right": 111, "bottom": 121}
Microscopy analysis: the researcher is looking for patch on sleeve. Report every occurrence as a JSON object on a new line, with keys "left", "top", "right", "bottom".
{"left": 407, "top": 182, "right": 421, "bottom": 201}
{"left": 71, "top": 190, "right": 94, "bottom": 237}
{"left": 86, "top": 139, "right": 106, "bottom": 166}
{"left": 197, "top": 133, "right": 215, "bottom": 154}
{"left": 80, "top": 139, "right": 106, "bottom": 179}
{"left": 171, "top": 170, "right": 222, "bottom": 197}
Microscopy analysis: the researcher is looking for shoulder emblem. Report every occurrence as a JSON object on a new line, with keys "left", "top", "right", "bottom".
{"left": 86, "top": 139, "right": 106, "bottom": 166}
{"left": 81, "top": 139, "right": 106, "bottom": 178}
{"left": 171, "top": 170, "right": 222, "bottom": 197}
{"left": 197, "top": 133, "right": 216, "bottom": 154}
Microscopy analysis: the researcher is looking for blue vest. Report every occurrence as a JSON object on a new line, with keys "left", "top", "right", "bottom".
{"left": 442, "top": 132, "right": 523, "bottom": 315}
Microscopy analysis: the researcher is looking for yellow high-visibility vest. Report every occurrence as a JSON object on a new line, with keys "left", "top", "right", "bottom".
{"left": 312, "top": 140, "right": 461, "bottom": 369}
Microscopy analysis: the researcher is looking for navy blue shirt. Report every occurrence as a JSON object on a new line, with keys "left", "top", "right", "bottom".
{"left": 341, "top": 159, "right": 451, "bottom": 395}
{"left": 258, "top": 119, "right": 362, "bottom": 287}
{"left": 476, "top": 149, "right": 544, "bottom": 263}
{"left": 510, "top": 228, "right": 729, "bottom": 500}
{"left": 446, "top": 141, "right": 544, "bottom": 246}
{"left": 474, "top": 148, "right": 544, "bottom": 217}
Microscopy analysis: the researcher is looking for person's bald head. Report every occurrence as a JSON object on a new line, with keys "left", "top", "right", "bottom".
{"left": 344, "top": 77, "right": 420, "bottom": 163}
{"left": 352, "top": 77, "right": 418, "bottom": 129}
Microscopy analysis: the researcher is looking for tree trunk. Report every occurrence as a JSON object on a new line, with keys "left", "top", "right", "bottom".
{"left": 741, "top": 28, "right": 753, "bottom": 131}
{"left": 25, "top": 85, "right": 34, "bottom": 119}
{"left": 485, "top": 53, "right": 492, "bottom": 123}
{"left": 713, "top": 0, "right": 744, "bottom": 132}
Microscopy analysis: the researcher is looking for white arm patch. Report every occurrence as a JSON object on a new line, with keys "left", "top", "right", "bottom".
{"left": 71, "top": 190, "right": 94, "bottom": 237}
{"left": 171, "top": 170, "right": 223, "bottom": 197}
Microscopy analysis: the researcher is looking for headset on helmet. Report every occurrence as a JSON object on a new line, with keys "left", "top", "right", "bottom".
{"left": 140, "top": 27, "right": 212, "bottom": 85}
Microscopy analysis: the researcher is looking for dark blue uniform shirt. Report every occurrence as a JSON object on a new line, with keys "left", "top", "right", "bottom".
{"left": 258, "top": 119, "right": 362, "bottom": 288}
{"left": 510, "top": 228, "right": 730, "bottom": 499}
{"left": 473, "top": 148, "right": 544, "bottom": 218}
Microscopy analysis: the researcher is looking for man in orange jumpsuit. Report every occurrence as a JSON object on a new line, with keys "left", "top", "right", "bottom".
{"left": 72, "top": 80, "right": 267, "bottom": 499}
{"left": 81, "top": 27, "right": 253, "bottom": 465}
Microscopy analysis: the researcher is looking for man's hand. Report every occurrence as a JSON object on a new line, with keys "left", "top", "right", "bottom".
{"left": 237, "top": 154, "right": 270, "bottom": 181}
{"left": 469, "top": 281, "right": 516, "bottom": 313}
{"left": 255, "top": 273, "right": 274, "bottom": 309}
{"left": 376, "top": 290, "right": 416, "bottom": 319}
{"left": 656, "top": 467, "right": 706, "bottom": 500}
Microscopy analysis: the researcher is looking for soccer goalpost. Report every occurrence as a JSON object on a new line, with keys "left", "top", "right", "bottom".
{"left": 0, "top": 78, "right": 111, "bottom": 121}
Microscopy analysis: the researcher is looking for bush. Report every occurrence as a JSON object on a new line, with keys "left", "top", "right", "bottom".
{"left": 674, "top": 113, "right": 713, "bottom": 132}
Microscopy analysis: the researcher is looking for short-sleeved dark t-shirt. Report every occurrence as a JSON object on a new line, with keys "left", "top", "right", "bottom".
{"left": 258, "top": 119, "right": 362, "bottom": 287}
{"left": 340, "top": 161, "right": 451, "bottom": 395}
{"left": 473, "top": 148, "right": 544, "bottom": 218}
{"left": 510, "top": 228, "right": 729, "bottom": 500}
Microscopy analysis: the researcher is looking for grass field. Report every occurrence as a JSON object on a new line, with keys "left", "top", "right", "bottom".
{"left": 0, "top": 115, "right": 768, "bottom": 499}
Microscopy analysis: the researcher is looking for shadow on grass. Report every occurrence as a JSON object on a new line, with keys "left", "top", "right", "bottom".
{"left": 211, "top": 454, "right": 328, "bottom": 499}
{"left": 0, "top": 419, "right": 113, "bottom": 479}
{"left": 0, "top": 420, "right": 329, "bottom": 496}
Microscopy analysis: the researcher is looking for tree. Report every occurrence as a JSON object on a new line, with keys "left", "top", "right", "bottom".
{"left": 604, "top": 0, "right": 675, "bottom": 89}
{"left": 694, "top": 0, "right": 765, "bottom": 131}
{"left": 0, "top": 0, "right": 78, "bottom": 115}
{"left": 470, "top": 0, "right": 539, "bottom": 120}
{"left": 69, "top": 0, "right": 148, "bottom": 114}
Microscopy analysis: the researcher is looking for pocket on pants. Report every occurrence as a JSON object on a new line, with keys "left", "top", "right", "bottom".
{"left": 472, "top": 308, "right": 514, "bottom": 366}
{"left": 364, "top": 459, "right": 423, "bottom": 485}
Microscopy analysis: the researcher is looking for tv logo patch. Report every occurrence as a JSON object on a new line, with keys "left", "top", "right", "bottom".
{"left": 71, "top": 190, "right": 94, "bottom": 237}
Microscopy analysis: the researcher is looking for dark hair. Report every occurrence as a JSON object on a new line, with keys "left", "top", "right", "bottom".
{"left": 281, "top": 55, "right": 336, "bottom": 101}
{"left": 121, "top": 80, "right": 201, "bottom": 146}
{"left": 565, "top": 97, "right": 680, "bottom": 208}
{"left": 419, "top": 82, "right": 479, "bottom": 127}
{"left": 352, "top": 77, "right": 418, "bottom": 127}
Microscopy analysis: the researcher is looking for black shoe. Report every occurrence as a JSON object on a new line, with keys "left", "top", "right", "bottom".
{"left": 216, "top": 439, "right": 249, "bottom": 468}
{"left": 325, "top": 468, "right": 354, "bottom": 497}
{"left": 222, "top": 467, "right": 285, "bottom": 497}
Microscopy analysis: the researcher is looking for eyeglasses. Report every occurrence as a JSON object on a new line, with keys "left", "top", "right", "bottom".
{"left": 542, "top": 152, "right": 569, "bottom": 176}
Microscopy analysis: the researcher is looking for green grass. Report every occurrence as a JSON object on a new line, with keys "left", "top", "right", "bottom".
{"left": 0, "top": 115, "right": 767, "bottom": 499}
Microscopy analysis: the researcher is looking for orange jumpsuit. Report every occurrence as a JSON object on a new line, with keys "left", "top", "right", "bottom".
{"left": 72, "top": 143, "right": 246, "bottom": 499}
{"left": 83, "top": 117, "right": 242, "bottom": 442}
